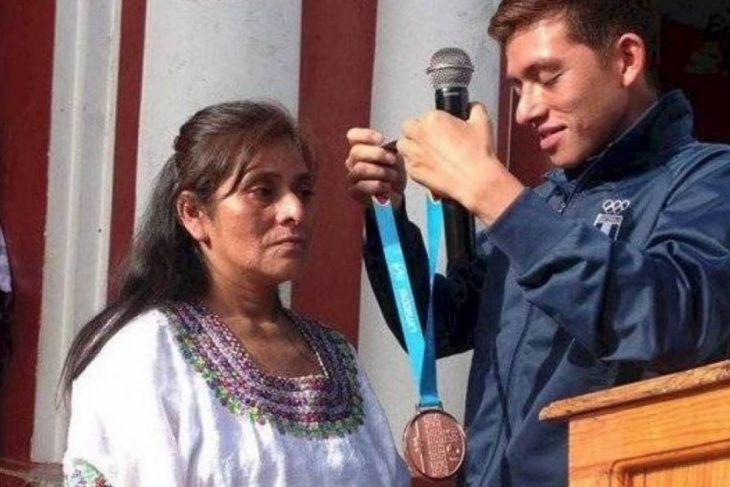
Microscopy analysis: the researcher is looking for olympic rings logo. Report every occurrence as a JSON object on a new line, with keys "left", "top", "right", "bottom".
{"left": 601, "top": 199, "right": 631, "bottom": 214}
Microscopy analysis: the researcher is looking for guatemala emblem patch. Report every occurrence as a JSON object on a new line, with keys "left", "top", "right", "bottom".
{"left": 594, "top": 199, "right": 630, "bottom": 240}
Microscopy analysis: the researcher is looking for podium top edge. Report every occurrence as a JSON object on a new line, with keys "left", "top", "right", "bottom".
{"left": 540, "top": 359, "right": 730, "bottom": 422}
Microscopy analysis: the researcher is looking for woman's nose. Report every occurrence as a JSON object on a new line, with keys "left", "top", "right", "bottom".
{"left": 276, "top": 191, "right": 306, "bottom": 226}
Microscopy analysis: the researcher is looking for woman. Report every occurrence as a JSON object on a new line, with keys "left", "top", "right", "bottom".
{"left": 62, "top": 101, "right": 410, "bottom": 486}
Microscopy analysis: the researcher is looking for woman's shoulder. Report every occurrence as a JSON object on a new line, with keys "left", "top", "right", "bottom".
{"left": 99, "top": 307, "right": 172, "bottom": 354}
{"left": 74, "top": 307, "right": 178, "bottom": 387}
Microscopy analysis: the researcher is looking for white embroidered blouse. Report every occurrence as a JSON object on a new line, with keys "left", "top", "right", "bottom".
{"left": 63, "top": 302, "right": 410, "bottom": 486}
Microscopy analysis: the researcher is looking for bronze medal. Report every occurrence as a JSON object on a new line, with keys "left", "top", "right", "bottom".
{"left": 402, "top": 408, "right": 466, "bottom": 480}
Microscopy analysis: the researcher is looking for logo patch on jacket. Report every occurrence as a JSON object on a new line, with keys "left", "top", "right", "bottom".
{"left": 594, "top": 199, "right": 630, "bottom": 239}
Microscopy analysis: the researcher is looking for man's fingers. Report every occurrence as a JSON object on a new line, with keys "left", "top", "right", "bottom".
{"left": 468, "top": 103, "right": 494, "bottom": 133}
{"left": 345, "top": 127, "right": 406, "bottom": 206}
{"left": 395, "top": 137, "right": 418, "bottom": 162}
{"left": 401, "top": 117, "right": 421, "bottom": 139}
{"left": 346, "top": 144, "right": 397, "bottom": 171}
{"left": 347, "top": 159, "right": 400, "bottom": 183}
{"left": 347, "top": 127, "right": 385, "bottom": 146}
{"left": 347, "top": 180, "right": 395, "bottom": 205}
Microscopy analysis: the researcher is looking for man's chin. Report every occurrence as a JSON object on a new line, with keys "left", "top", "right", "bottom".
{"left": 547, "top": 153, "right": 583, "bottom": 170}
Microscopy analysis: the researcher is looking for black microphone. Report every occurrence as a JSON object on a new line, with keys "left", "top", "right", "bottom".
{"left": 426, "top": 47, "right": 476, "bottom": 266}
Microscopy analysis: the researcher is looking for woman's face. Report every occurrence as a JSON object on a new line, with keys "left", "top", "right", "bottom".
{"left": 198, "top": 139, "right": 315, "bottom": 287}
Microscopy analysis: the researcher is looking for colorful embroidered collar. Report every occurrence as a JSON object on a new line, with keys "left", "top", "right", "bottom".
{"left": 164, "top": 302, "right": 365, "bottom": 439}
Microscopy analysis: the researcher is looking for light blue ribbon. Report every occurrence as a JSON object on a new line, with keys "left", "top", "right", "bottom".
{"left": 372, "top": 196, "right": 444, "bottom": 409}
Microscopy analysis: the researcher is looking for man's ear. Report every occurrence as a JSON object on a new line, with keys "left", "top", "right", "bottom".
{"left": 176, "top": 191, "right": 210, "bottom": 242}
{"left": 614, "top": 33, "right": 648, "bottom": 88}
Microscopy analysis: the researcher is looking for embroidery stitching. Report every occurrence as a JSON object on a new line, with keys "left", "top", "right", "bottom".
{"left": 65, "top": 461, "right": 111, "bottom": 487}
{"left": 165, "top": 302, "right": 365, "bottom": 439}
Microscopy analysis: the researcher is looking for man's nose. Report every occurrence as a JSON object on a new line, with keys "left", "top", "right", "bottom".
{"left": 514, "top": 87, "right": 547, "bottom": 127}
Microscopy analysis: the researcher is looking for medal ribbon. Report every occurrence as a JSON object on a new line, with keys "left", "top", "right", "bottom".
{"left": 372, "top": 196, "right": 443, "bottom": 409}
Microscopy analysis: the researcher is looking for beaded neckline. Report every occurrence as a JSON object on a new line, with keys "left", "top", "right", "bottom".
{"left": 164, "top": 301, "right": 365, "bottom": 439}
{"left": 202, "top": 302, "right": 328, "bottom": 381}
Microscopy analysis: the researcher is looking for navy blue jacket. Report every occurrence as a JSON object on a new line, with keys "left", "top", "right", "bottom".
{"left": 363, "top": 91, "right": 730, "bottom": 486}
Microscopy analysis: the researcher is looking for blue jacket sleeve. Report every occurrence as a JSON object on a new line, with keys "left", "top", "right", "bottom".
{"left": 362, "top": 203, "right": 486, "bottom": 357}
{"left": 486, "top": 149, "right": 730, "bottom": 370}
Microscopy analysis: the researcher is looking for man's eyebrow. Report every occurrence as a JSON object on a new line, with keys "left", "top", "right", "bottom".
{"left": 525, "top": 59, "right": 563, "bottom": 77}
{"left": 509, "top": 59, "right": 563, "bottom": 82}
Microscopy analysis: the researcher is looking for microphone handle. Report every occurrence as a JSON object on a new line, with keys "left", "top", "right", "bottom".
{"left": 443, "top": 201, "right": 476, "bottom": 265}
{"left": 435, "top": 86, "right": 475, "bottom": 265}
{"left": 435, "top": 86, "right": 470, "bottom": 120}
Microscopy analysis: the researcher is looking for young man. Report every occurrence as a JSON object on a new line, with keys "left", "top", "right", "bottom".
{"left": 345, "top": 0, "right": 730, "bottom": 485}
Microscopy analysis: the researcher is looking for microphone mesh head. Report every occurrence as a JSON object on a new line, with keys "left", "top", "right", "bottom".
{"left": 426, "top": 47, "right": 474, "bottom": 88}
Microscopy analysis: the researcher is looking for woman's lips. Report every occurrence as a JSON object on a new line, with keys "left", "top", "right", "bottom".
{"left": 270, "top": 236, "right": 307, "bottom": 250}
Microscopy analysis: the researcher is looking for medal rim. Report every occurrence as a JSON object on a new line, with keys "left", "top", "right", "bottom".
{"left": 402, "top": 408, "right": 466, "bottom": 480}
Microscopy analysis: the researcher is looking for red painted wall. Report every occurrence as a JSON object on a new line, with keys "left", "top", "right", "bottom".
{"left": 108, "top": 0, "right": 147, "bottom": 293}
{"left": 0, "top": 3, "right": 55, "bottom": 461}
{"left": 294, "top": 0, "right": 379, "bottom": 345}
{"left": 496, "top": 53, "right": 551, "bottom": 187}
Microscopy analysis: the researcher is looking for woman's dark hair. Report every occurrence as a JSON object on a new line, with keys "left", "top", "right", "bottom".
{"left": 60, "top": 100, "right": 315, "bottom": 398}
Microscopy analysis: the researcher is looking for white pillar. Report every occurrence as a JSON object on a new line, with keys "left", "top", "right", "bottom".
{"left": 136, "top": 0, "right": 303, "bottom": 217}
{"left": 34, "top": 0, "right": 122, "bottom": 462}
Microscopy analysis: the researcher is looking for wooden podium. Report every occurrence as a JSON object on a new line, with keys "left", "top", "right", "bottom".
{"left": 541, "top": 360, "right": 730, "bottom": 486}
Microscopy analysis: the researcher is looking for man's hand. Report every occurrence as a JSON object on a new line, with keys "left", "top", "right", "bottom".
{"left": 397, "top": 103, "right": 525, "bottom": 225}
{"left": 345, "top": 128, "right": 407, "bottom": 208}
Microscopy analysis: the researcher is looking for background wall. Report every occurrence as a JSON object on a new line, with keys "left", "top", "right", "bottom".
{"left": 0, "top": 1, "right": 55, "bottom": 464}
{"left": 135, "top": 0, "right": 303, "bottom": 218}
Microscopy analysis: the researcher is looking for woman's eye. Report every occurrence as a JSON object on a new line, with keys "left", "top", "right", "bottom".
{"left": 297, "top": 187, "right": 314, "bottom": 201}
{"left": 250, "top": 186, "right": 274, "bottom": 201}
